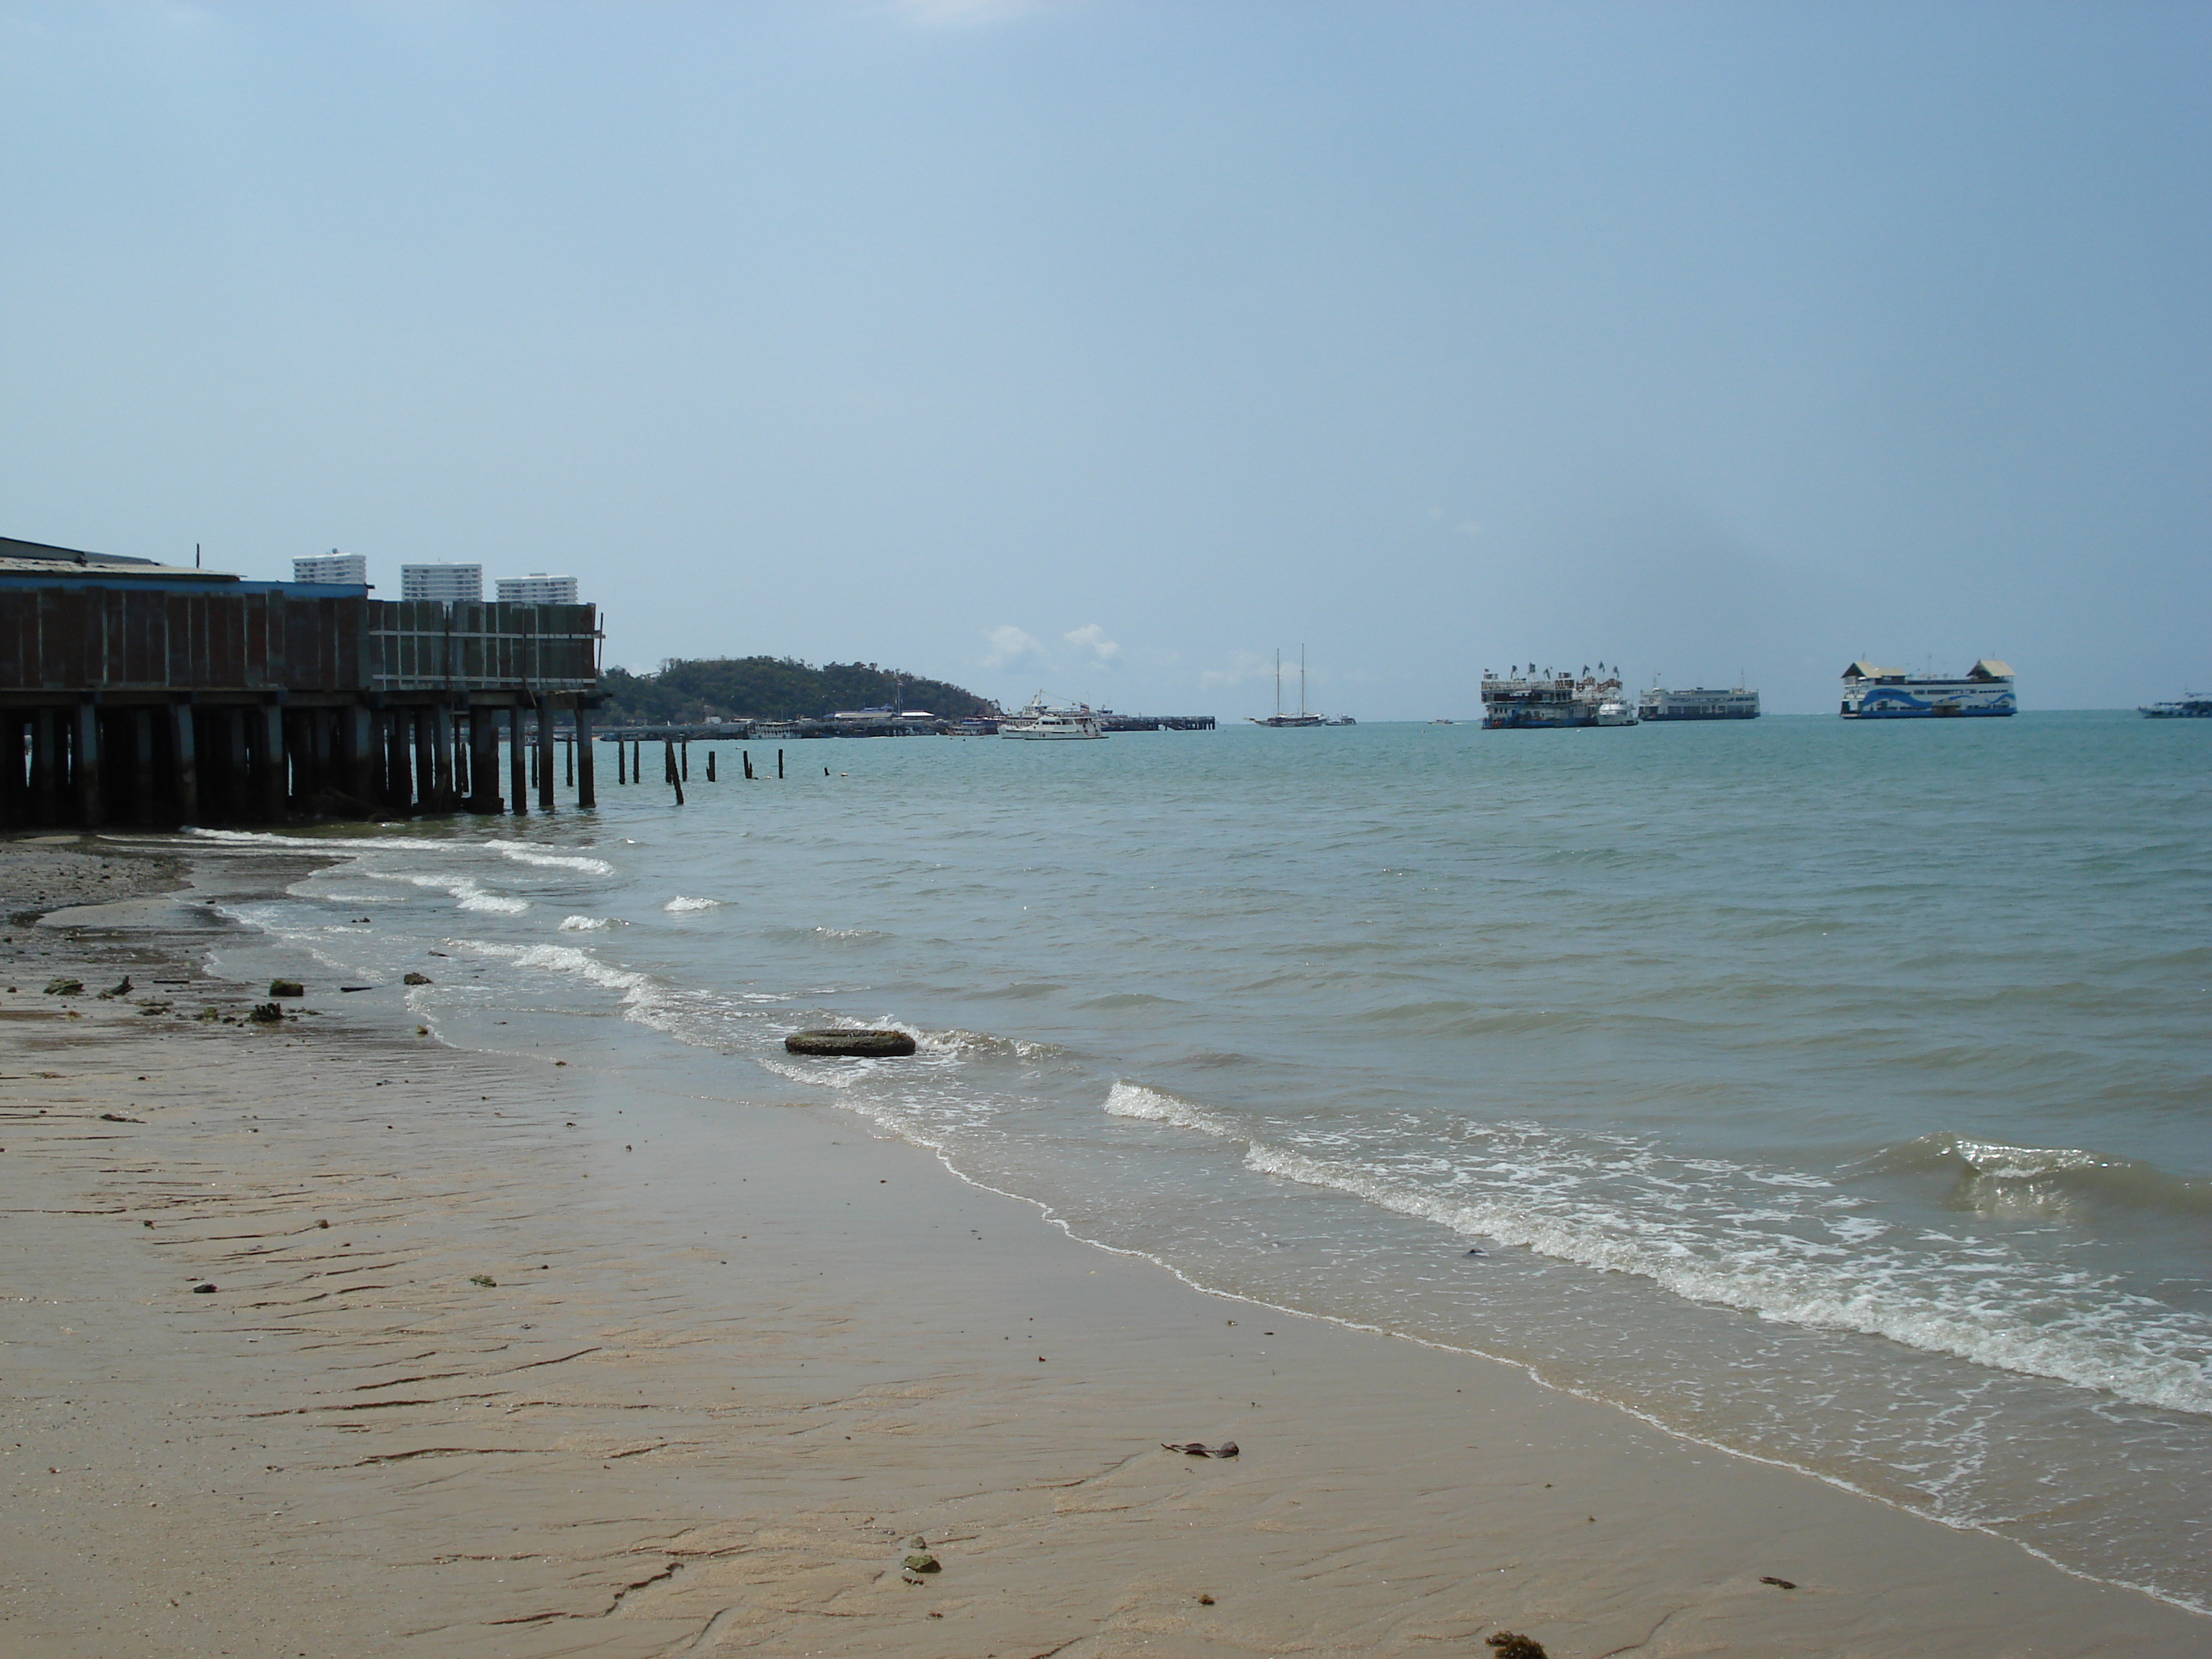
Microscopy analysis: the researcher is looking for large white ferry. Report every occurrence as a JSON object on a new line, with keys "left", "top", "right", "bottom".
{"left": 1840, "top": 660, "right": 2015, "bottom": 719}
{"left": 998, "top": 693, "right": 1105, "bottom": 740}
{"left": 1639, "top": 683, "right": 1760, "bottom": 721}
{"left": 1480, "top": 664, "right": 1637, "bottom": 729}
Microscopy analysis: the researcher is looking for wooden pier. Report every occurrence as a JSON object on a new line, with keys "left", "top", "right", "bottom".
{"left": 0, "top": 537, "right": 601, "bottom": 828}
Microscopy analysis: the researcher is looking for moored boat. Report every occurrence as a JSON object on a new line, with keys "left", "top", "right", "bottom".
{"left": 1639, "top": 683, "right": 1761, "bottom": 721}
{"left": 1480, "top": 663, "right": 1637, "bottom": 729}
{"left": 2139, "top": 693, "right": 2211, "bottom": 719}
{"left": 998, "top": 693, "right": 1105, "bottom": 740}
{"left": 1840, "top": 660, "right": 2015, "bottom": 719}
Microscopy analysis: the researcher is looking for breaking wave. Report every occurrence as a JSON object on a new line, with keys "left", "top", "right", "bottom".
{"left": 485, "top": 840, "right": 616, "bottom": 876}
{"left": 1853, "top": 1133, "right": 2212, "bottom": 1219}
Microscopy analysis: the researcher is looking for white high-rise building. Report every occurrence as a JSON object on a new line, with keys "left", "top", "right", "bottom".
{"left": 496, "top": 573, "right": 580, "bottom": 605}
{"left": 293, "top": 550, "right": 367, "bottom": 585}
{"left": 400, "top": 563, "right": 483, "bottom": 603}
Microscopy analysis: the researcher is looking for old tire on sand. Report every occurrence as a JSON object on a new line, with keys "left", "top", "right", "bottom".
{"left": 785, "top": 1028, "right": 917, "bottom": 1058}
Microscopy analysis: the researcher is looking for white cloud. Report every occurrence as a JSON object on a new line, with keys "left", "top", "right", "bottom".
{"left": 1064, "top": 623, "right": 1122, "bottom": 665}
{"left": 1199, "top": 649, "right": 1276, "bottom": 691}
{"left": 983, "top": 624, "right": 1044, "bottom": 667}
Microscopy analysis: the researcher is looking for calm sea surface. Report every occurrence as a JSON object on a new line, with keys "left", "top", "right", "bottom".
{"left": 191, "top": 711, "right": 2211, "bottom": 1609}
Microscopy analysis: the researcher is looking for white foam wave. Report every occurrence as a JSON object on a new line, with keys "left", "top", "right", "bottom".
{"left": 485, "top": 840, "right": 615, "bottom": 876}
{"left": 1239, "top": 1142, "right": 2212, "bottom": 1416}
{"left": 369, "top": 872, "right": 528, "bottom": 914}
{"left": 558, "top": 914, "right": 616, "bottom": 931}
{"left": 457, "top": 939, "right": 652, "bottom": 998}
{"left": 665, "top": 896, "right": 723, "bottom": 912}
{"left": 1102, "top": 1081, "right": 1243, "bottom": 1138}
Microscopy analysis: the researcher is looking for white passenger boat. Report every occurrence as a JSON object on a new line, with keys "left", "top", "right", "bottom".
{"left": 998, "top": 693, "right": 1105, "bottom": 740}
{"left": 1639, "top": 683, "right": 1761, "bottom": 721}
{"left": 1840, "top": 660, "right": 2015, "bottom": 719}
{"left": 1480, "top": 663, "right": 1638, "bottom": 729}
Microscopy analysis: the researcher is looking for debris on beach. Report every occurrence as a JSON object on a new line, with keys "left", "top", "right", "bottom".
{"left": 785, "top": 1029, "right": 917, "bottom": 1057}
{"left": 98, "top": 1112, "right": 141, "bottom": 1123}
{"left": 901, "top": 1552, "right": 940, "bottom": 1574}
{"left": 1760, "top": 1575, "right": 1797, "bottom": 1590}
{"left": 96, "top": 976, "right": 132, "bottom": 999}
{"left": 1487, "top": 1634, "right": 1549, "bottom": 1659}
{"left": 42, "top": 978, "right": 83, "bottom": 996}
{"left": 1197, "top": 1593, "right": 1215, "bottom": 1605}
{"left": 1161, "top": 1441, "right": 1239, "bottom": 1457}
{"left": 190, "top": 1283, "right": 217, "bottom": 1294}
{"left": 247, "top": 1002, "right": 284, "bottom": 1024}
{"left": 197, "top": 1007, "right": 221, "bottom": 1021}
{"left": 269, "top": 979, "right": 304, "bottom": 998}
{"left": 403, "top": 971, "right": 432, "bottom": 985}
{"left": 469, "top": 1274, "right": 498, "bottom": 1287}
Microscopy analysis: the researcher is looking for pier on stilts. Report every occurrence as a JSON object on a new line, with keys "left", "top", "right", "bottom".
{"left": 0, "top": 536, "right": 601, "bottom": 827}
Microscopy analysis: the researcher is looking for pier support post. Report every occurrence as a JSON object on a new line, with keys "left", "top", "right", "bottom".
{"left": 169, "top": 703, "right": 199, "bottom": 824}
{"left": 0, "top": 716, "right": 22, "bottom": 827}
{"left": 469, "top": 710, "right": 503, "bottom": 813}
{"left": 73, "top": 703, "right": 103, "bottom": 827}
{"left": 411, "top": 709, "right": 436, "bottom": 814}
{"left": 224, "top": 709, "right": 251, "bottom": 822}
{"left": 575, "top": 706, "right": 596, "bottom": 808}
{"left": 433, "top": 706, "right": 457, "bottom": 811}
{"left": 778, "top": 747, "right": 784, "bottom": 780}
{"left": 31, "top": 710, "right": 58, "bottom": 825}
{"left": 681, "top": 738, "right": 689, "bottom": 783}
{"left": 536, "top": 699, "right": 556, "bottom": 813}
{"left": 258, "top": 704, "right": 289, "bottom": 822}
{"left": 342, "top": 706, "right": 375, "bottom": 809}
{"left": 508, "top": 706, "right": 528, "bottom": 815}
{"left": 706, "top": 751, "right": 716, "bottom": 783}
{"left": 130, "top": 710, "right": 157, "bottom": 824}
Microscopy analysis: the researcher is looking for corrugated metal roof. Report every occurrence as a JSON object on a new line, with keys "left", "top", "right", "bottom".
{"left": 1843, "top": 660, "right": 1903, "bottom": 679}
{"left": 1970, "top": 659, "right": 2015, "bottom": 679}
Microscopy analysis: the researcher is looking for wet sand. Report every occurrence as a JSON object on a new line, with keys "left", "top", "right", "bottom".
{"left": 2, "top": 863, "right": 2207, "bottom": 1656}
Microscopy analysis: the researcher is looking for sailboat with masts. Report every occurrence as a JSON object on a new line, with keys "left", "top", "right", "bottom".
{"left": 1249, "top": 647, "right": 1326, "bottom": 728}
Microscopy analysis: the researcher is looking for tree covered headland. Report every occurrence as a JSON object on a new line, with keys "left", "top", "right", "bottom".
{"left": 597, "top": 657, "right": 997, "bottom": 724}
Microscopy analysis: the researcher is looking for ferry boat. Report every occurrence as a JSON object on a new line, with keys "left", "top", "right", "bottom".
{"left": 1480, "top": 663, "right": 1638, "bottom": 729}
{"left": 2139, "top": 693, "right": 2211, "bottom": 719}
{"left": 1639, "top": 683, "right": 1761, "bottom": 721}
{"left": 998, "top": 693, "right": 1105, "bottom": 740}
{"left": 1840, "top": 660, "right": 2015, "bottom": 719}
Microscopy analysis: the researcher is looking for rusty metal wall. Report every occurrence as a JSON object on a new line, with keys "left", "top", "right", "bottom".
{"left": 0, "top": 587, "right": 367, "bottom": 693}
{"left": 0, "top": 588, "right": 594, "bottom": 694}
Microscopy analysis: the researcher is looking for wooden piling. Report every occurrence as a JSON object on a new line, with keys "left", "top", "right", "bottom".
{"left": 706, "top": 751, "right": 716, "bottom": 782}
{"left": 469, "top": 709, "right": 503, "bottom": 814}
{"left": 508, "top": 706, "right": 529, "bottom": 815}
{"left": 575, "top": 706, "right": 596, "bottom": 808}
{"left": 778, "top": 747, "right": 785, "bottom": 780}
{"left": 71, "top": 703, "right": 102, "bottom": 826}
{"left": 680, "top": 738, "right": 689, "bottom": 783}
{"left": 536, "top": 700, "right": 556, "bottom": 813}
{"left": 258, "top": 705, "right": 288, "bottom": 819}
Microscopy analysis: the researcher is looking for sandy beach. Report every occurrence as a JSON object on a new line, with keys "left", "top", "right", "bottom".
{"left": 1, "top": 837, "right": 2206, "bottom": 1658}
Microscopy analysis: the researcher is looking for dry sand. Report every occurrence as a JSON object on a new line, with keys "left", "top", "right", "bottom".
{"left": 2, "top": 853, "right": 2207, "bottom": 1656}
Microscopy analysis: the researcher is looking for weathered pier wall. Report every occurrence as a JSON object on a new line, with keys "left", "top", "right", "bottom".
{"left": 0, "top": 571, "right": 600, "bottom": 829}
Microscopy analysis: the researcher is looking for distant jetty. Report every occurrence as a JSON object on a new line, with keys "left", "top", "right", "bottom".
{"left": 601, "top": 711, "right": 1215, "bottom": 742}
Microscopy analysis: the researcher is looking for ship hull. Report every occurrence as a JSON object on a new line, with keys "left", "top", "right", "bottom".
{"left": 1840, "top": 684, "right": 2015, "bottom": 718}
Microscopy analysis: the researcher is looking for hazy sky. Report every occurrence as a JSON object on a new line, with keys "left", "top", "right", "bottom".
{"left": 3, "top": 1, "right": 2206, "bottom": 716}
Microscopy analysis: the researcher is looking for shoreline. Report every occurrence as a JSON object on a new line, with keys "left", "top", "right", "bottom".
{"left": 3, "top": 843, "right": 2208, "bottom": 1655}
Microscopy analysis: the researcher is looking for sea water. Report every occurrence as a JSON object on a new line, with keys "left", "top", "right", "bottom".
{"left": 183, "top": 711, "right": 2211, "bottom": 1609}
